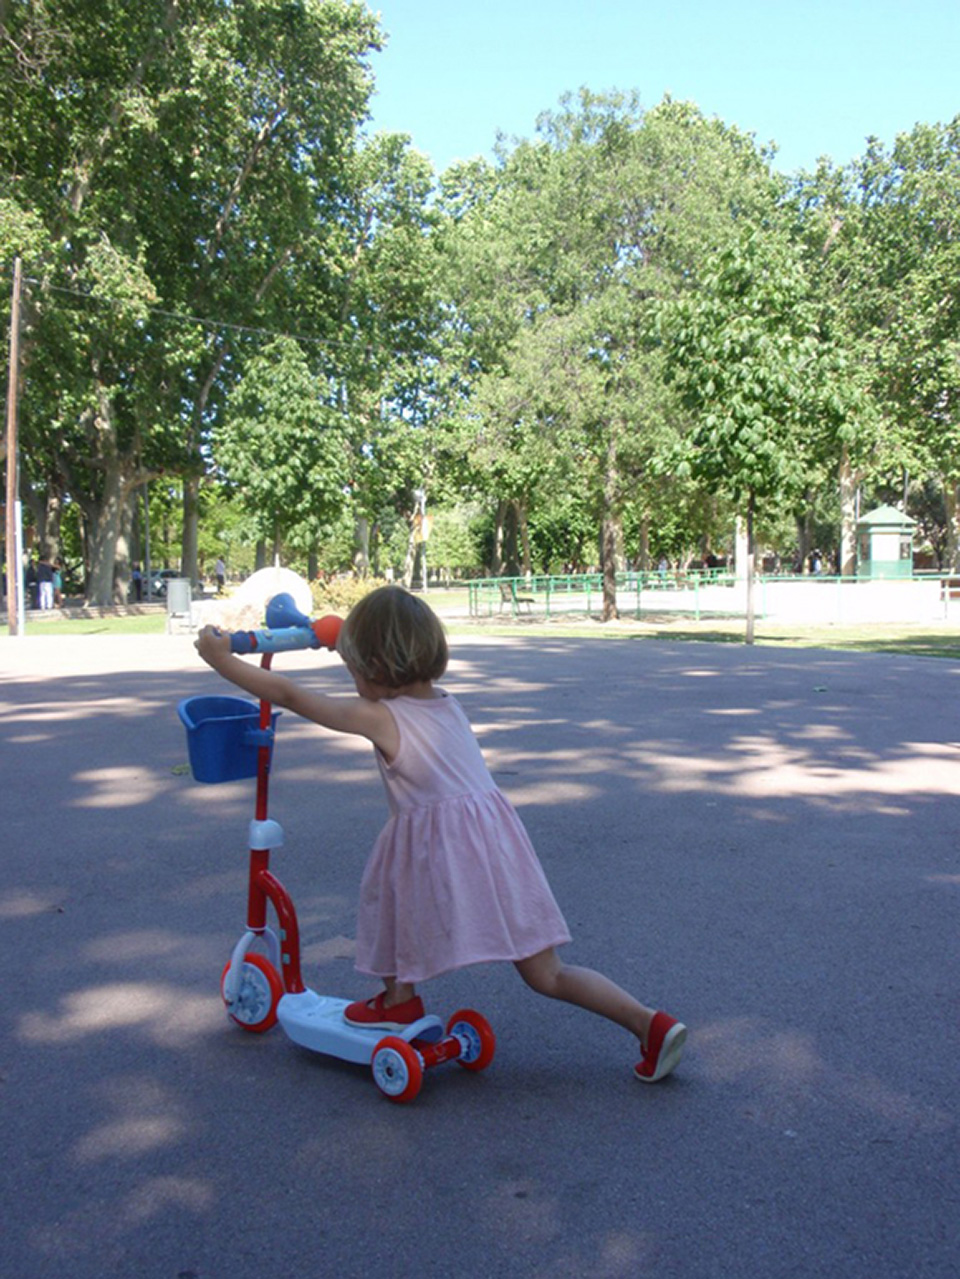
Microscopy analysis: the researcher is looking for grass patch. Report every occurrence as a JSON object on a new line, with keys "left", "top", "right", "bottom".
{"left": 5, "top": 613, "right": 168, "bottom": 637}
{"left": 6, "top": 597, "right": 960, "bottom": 659}
{"left": 445, "top": 614, "right": 960, "bottom": 658}
{"left": 752, "top": 624, "right": 960, "bottom": 659}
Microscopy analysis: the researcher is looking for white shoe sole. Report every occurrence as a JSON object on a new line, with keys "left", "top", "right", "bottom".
{"left": 634, "top": 1022, "right": 687, "bottom": 1083}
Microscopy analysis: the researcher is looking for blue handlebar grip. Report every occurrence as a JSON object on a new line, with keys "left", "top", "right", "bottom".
{"left": 229, "top": 625, "right": 319, "bottom": 654}
{"left": 229, "top": 630, "right": 257, "bottom": 654}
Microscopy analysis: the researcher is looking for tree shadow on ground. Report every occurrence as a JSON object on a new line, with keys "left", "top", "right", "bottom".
{"left": 1, "top": 639, "right": 958, "bottom": 1278}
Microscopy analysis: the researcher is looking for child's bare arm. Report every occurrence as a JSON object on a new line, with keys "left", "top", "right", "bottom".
{"left": 194, "top": 626, "right": 398, "bottom": 755}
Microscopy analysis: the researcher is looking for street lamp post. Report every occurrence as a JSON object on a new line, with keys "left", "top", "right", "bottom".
{"left": 5, "top": 257, "right": 24, "bottom": 637}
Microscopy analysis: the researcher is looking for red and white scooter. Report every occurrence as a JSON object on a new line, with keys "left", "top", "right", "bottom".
{"left": 178, "top": 592, "right": 495, "bottom": 1103}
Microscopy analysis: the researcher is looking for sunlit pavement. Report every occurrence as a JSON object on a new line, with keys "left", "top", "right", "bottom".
{"left": 2, "top": 631, "right": 958, "bottom": 1278}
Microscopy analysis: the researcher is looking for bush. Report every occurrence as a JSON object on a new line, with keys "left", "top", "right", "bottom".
{"left": 310, "top": 575, "right": 389, "bottom": 616}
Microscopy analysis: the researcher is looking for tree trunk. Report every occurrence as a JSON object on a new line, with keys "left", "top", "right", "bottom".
{"left": 734, "top": 515, "right": 748, "bottom": 579}
{"left": 21, "top": 483, "right": 65, "bottom": 560}
{"left": 600, "top": 432, "right": 620, "bottom": 622}
{"left": 114, "top": 495, "right": 134, "bottom": 604}
{"left": 744, "top": 492, "right": 757, "bottom": 645}
{"left": 73, "top": 388, "right": 141, "bottom": 606}
{"left": 493, "top": 499, "right": 521, "bottom": 576}
{"left": 839, "top": 447, "right": 858, "bottom": 576}
{"left": 492, "top": 499, "right": 508, "bottom": 576}
{"left": 181, "top": 477, "right": 200, "bottom": 586}
{"left": 353, "top": 516, "right": 370, "bottom": 574}
{"left": 518, "top": 501, "right": 532, "bottom": 576}
{"left": 945, "top": 479, "right": 960, "bottom": 571}
{"left": 402, "top": 520, "right": 416, "bottom": 587}
{"left": 600, "top": 516, "right": 620, "bottom": 620}
{"left": 85, "top": 463, "right": 127, "bottom": 606}
{"left": 182, "top": 339, "right": 230, "bottom": 589}
{"left": 502, "top": 500, "right": 520, "bottom": 576}
{"left": 637, "top": 517, "right": 650, "bottom": 572}
{"left": 796, "top": 506, "right": 814, "bottom": 574}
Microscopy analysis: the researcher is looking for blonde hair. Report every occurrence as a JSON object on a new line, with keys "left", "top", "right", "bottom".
{"left": 337, "top": 586, "right": 448, "bottom": 688}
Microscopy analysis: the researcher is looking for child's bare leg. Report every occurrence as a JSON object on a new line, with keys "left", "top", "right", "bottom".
{"left": 382, "top": 977, "right": 417, "bottom": 1006}
{"left": 515, "top": 947, "right": 654, "bottom": 1048}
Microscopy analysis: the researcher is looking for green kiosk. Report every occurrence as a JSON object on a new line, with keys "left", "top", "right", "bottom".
{"left": 856, "top": 504, "right": 915, "bottom": 579}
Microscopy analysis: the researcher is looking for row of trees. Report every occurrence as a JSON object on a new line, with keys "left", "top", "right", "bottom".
{"left": 3, "top": 1, "right": 960, "bottom": 618}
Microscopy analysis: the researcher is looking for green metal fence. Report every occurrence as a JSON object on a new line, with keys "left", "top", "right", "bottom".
{"left": 467, "top": 570, "right": 738, "bottom": 621}
{"left": 467, "top": 570, "right": 956, "bottom": 625}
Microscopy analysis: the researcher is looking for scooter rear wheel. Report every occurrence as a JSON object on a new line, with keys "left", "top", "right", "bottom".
{"left": 372, "top": 1036, "right": 423, "bottom": 1103}
{"left": 446, "top": 1009, "right": 496, "bottom": 1072}
{"left": 220, "top": 953, "right": 282, "bottom": 1033}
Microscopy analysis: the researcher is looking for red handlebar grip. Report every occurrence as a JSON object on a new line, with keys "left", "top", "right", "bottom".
{"left": 312, "top": 615, "right": 342, "bottom": 650}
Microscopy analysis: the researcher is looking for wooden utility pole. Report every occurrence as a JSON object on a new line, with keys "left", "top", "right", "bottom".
{"left": 5, "top": 256, "right": 23, "bottom": 636}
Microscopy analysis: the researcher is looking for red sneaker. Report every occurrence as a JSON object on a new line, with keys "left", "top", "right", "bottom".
{"left": 634, "top": 1012, "right": 687, "bottom": 1084}
{"left": 343, "top": 991, "right": 425, "bottom": 1030}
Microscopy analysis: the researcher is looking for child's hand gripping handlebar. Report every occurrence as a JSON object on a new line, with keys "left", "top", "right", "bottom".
{"left": 228, "top": 592, "right": 342, "bottom": 654}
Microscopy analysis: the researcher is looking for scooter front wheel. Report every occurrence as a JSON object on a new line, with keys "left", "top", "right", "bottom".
{"left": 447, "top": 1008, "right": 496, "bottom": 1072}
{"left": 372, "top": 1036, "right": 423, "bottom": 1103}
{"left": 220, "top": 953, "right": 282, "bottom": 1033}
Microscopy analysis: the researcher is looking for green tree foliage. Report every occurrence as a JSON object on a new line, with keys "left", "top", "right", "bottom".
{"left": 442, "top": 92, "right": 779, "bottom": 615}
{"left": 215, "top": 337, "right": 351, "bottom": 554}
{"left": 795, "top": 119, "right": 960, "bottom": 565}
{"left": 656, "top": 227, "right": 853, "bottom": 639}
{"left": 1, "top": 0, "right": 380, "bottom": 602}
{"left": 6, "top": 1, "right": 960, "bottom": 610}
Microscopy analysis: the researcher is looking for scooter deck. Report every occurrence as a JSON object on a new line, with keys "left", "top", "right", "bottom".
{"left": 277, "top": 990, "right": 445, "bottom": 1065}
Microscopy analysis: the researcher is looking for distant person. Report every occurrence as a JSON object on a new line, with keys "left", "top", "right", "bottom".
{"left": 215, "top": 557, "right": 226, "bottom": 594}
{"left": 36, "top": 555, "right": 55, "bottom": 609}
{"left": 53, "top": 560, "right": 64, "bottom": 606}
{"left": 25, "top": 558, "right": 38, "bottom": 609}
{"left": 131, "top": 563, "right": 142, "bottom": 602}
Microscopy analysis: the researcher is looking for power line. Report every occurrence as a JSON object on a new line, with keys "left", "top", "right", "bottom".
{"left": 0, "top": 266, "right": 425, "bottom": 360}
{"left": 22, "top": 272, "right": 353, "bottom": 351}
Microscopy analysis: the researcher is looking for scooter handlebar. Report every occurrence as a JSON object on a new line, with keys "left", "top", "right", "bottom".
{"left": 227, "top": 593, "right": 342, "bottom": 654}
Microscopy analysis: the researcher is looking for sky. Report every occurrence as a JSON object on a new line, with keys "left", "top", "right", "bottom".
{"left": 364, "top": 0, "right": 960, "bottom": 176}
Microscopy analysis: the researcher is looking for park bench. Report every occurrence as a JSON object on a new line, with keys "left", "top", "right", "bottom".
{"left": 500, "top": 581, "right": 534, "bottom": 614}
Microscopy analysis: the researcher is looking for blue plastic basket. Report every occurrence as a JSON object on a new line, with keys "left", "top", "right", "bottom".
{"left": 178, "top": 695, "right": 280, "bottom": 784}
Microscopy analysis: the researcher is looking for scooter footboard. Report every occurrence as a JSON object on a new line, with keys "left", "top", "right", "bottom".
{"left": 277, "top": 991, "right": 444, "bottom": 1065}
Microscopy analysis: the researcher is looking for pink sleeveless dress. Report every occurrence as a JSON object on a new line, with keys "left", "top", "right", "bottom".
{"left": 354, "top": 693, "right": 571, "bottom": 984}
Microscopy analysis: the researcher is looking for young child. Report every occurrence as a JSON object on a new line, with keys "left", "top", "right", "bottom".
{"left": 195, "top": 585, "right": 686, "bottom": 1083}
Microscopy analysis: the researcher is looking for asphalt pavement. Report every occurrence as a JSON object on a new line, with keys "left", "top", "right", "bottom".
{"left": 1, "top": 629, "right": 958, "bottom": 1278}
